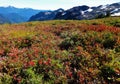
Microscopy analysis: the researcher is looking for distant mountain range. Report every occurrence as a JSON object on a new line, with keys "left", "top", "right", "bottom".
{"left": 29, "top": 2, "right": 120, "bottom": 21}
{"left": 0, "top": 2, "right": 120, "bottom": 24}
{"left": 0, "top": 6, "right": 47, "bottom": 24}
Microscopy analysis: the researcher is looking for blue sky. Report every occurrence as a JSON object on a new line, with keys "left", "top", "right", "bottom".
{"left": 0, "top": 0, "right": 120, "bottom": 10}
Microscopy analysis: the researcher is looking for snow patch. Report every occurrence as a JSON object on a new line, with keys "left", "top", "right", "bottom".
{"left": 111, "top": 8, "right": 119, "bottom": 13}
{"left": 58, "top": 9, "right": 63, "bottom": 12}
{"left": 87, "top": 8, "right": 93, "bottom": 12}
{"left": 45, "top": 12, "right": 51, "bottom": 15}
{"left": 62, "top": 12, "right": 66, "bottom": 16}
{"left": 81, "top": 11, "right": 84, "bottom": 15}
{"left": 111, "top": 12, "right": 120, "bottom": 16}
{"left": 100, "top": 5, "right": 107, "bottom": 9}
{"left": 82, "top": 8, "right": 93, "bottom": 13}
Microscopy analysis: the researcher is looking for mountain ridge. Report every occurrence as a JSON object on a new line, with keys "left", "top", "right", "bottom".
{"left": 29, "top": 2, "right": 120, "bottom": 21}
{"left": 29, "top": 8, "right": 64, "bottom": 21}
{"left": 0, "top": 6, "right": 48, "bottom": 24}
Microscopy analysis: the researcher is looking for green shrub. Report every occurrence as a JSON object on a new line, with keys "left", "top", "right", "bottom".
{"left": 20, "top": 68, "right": 43, "bottom": 84}
{"left": 115, "top": 46, "right": 120, "bottom": 52}
{"left": 59, "top": 37, "right": 74, "bottom": 50}
{"left": 0, "top": 74, "right": 12, "bottom": 84}
{"left": 18, "top": 36, "right": 33, "bottom": 48}
{"left": 103, "top": 38, "right": 116, "bottom": 49}
{"left": 110, "top": 20, "right": 120, "bottom": 27}
{"left": 102, "top": 33, "right": 116, "bottom": 49}
{"left": 100, "top": 66, "right": 116, "bottom": 82}
{"left": 114, "top": 22, "right": 120, "bottom": 27}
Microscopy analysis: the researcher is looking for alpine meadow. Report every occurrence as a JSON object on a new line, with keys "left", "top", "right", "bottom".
{"left": 0, "top": 1, "right": 120, "bottom": 84}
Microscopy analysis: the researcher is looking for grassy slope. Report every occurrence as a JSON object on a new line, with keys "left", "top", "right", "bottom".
{"left": 0, "top": 17, "right": 120, "bottom": 84}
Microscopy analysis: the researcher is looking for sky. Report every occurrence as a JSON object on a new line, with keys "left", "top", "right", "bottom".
{"left": 0, "top": 0, "right": 120, "bottom": 10}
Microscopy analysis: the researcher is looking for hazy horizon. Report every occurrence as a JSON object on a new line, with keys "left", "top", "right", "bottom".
{"left": 0, "top": 0, "right": 120, "bottom": 10}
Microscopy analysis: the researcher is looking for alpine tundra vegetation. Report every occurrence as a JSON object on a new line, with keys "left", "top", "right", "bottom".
{"left": 0, "top": 17, "right": 120, "bottom": 84}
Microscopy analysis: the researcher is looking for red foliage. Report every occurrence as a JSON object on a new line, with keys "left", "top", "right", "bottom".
{"left": 28, "top": 61, "right": 35, "bottom": 67}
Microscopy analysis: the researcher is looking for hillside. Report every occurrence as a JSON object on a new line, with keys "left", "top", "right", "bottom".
{"left": 0, "top": 6, "right": 46, "bottom": 23}
{"left": 0, "top": 14, "right": 10, "bottom": 24}
{"left": 5, "top": 13, "right": 26, "bottom": 23}
{"left": 0, "top": 17, "right": 120, "bottom": 84}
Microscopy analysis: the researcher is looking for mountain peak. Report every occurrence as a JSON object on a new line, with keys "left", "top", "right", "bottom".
{"left": 8, "top": 5, "right": 15, "bottom": 8}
